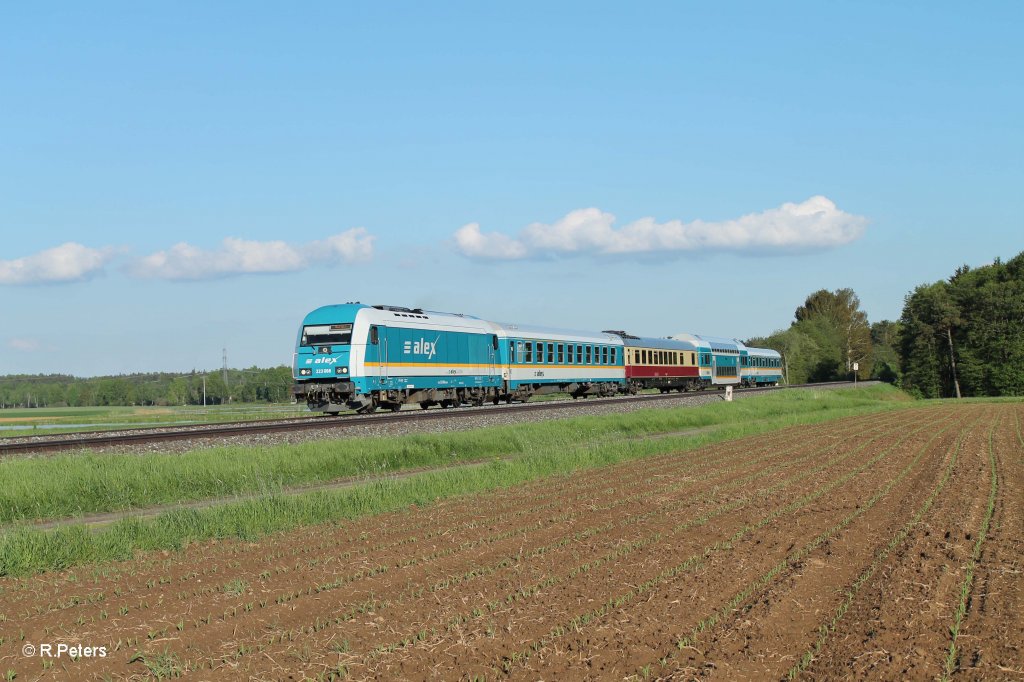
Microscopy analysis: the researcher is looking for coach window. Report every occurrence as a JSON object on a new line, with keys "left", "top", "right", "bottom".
{"left": 585, "top": 346, "right": 591, "bottom": 364}
{"left": 547, "top": 343, "right": 554, "bottom": 364}
{"left": 611, "top": 347, "right": 617, "bottom": 364}
{"left": 525, "top": 342, "right": 533, "bottom": 364}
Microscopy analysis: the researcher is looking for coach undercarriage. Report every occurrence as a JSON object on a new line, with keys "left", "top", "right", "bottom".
{"left": 295, "top": 380, "right": 627, "bottom": 414}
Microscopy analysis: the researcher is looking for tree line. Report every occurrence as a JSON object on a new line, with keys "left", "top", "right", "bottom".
{"left": 899, "top": 251, "right": 1024, "bottom": 398}
{"left": 0, "top": 366, "right": 294, "bottom": 409}
{"left": 747, "top": 288, "right": 892, "bottom": 386}
{"left": 749, "top": 249, "right": 1023, "bottom": 398}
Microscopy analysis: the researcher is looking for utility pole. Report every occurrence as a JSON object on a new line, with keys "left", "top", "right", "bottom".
{"left": 202, "top": 375, "right": 206, "bottom": 406}
{"left": 222, "top": 347, "right": 230, "bottom": 404}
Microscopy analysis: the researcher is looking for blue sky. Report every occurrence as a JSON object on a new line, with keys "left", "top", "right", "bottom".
{"left": 1, "top": 2, "right": 1021, "bottom": 376}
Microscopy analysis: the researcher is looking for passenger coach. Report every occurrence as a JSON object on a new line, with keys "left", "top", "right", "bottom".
{"left": 493, "top": 323, "right": 625, "bottom": 401}
{"left": 738, "top": 342, "right": 783, "bottom": 387}
{"left": 606, "top": 331, "right": 703, "bottom": 393}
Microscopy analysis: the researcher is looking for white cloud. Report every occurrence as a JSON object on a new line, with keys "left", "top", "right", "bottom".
{"left": 130, "top": 228, "right": 376, "bottom": 281}
{"left": 7, "top": 338, "right": 42, "bottom": 352}
{"left": 0, "top": 242, "right": 114, "bottom": 285}
{"left": 453, "top": 196, "right": 867, "bottom": 260}
{"left": 454, "top": 223, "right": 530, "bottom": 260}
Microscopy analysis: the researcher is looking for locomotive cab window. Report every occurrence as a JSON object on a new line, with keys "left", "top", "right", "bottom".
{"left": 302, "top": 323, "right": 353, "bottom": 346}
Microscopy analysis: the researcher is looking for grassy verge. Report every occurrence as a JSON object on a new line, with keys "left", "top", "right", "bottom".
{"left": 0, "top": 386, "right": 911, "bottom": 525}
{"left": 0, "top": 385, "right": 912, "bottom": 576}
{"left": 0, "top": 403, "right": 307, "bottom": 437}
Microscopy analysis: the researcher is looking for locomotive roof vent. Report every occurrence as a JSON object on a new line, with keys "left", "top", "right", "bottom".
{"left": 373, "top": 305, "right": 425, "bottom": 314}
{"left": 602, "top": 330, "right": 640, "bottom": 339}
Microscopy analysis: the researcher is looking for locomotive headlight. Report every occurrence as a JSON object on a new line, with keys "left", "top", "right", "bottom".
{"left": 336, "top": 367, "right": 348, "bottom": 375}
{"left": 299, "top": 368, "right": 312, "bottom": 376}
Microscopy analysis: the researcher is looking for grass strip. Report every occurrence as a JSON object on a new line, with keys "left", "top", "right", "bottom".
{"left": 784, "top": 414, "right": 980, "bottom": 679}
{"left": 0, "top": 388, "right": 910, "bottom": 576}
{"left": 943, "top": 417, "right": 1000, "bottom": 680}
{"left": 0, "top": 386, "right": 908, "bottom": 526}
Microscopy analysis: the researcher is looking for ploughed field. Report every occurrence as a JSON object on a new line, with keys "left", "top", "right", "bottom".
{"left": 1, "top": 403, "right": 1021, "bottom": 680}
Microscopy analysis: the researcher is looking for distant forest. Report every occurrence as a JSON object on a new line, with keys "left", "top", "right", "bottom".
{"left": 2, "top": 251, "right": 1021, "bottom": 407}
{"left": 0, "top": 366, "right": 293, "bottom": 408}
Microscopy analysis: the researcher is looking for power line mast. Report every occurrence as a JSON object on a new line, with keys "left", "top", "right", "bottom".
{"left": 222, "top": 347, "right": 229, "bottom": 386}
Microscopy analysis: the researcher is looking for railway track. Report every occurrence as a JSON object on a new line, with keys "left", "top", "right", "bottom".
{"left": 0, "top": 382, "right": 859, "bottom": 455}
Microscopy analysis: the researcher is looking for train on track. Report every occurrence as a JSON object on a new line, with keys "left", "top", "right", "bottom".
{"left": 292, "top": 304, "right": 782, "bottom": 414}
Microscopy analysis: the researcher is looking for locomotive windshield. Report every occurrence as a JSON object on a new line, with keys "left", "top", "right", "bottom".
{"left": 301, "top": 323, "right": 352, "bottom": 346}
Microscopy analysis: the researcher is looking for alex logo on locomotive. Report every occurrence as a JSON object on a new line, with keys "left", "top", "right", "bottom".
{"left": 304, "top": 357, "right": 339, "bottom": 365}
{"left": 403, "top": 337, "right": 440, "bottom": 360}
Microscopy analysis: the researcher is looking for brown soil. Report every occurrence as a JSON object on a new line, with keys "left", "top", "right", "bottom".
{"left": 0, "top": 404, "right": 1020, "bottom": 681}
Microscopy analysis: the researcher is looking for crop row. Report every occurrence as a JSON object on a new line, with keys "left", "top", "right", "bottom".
{"left": 943, "top": 416, "right": 1000, "bottom": 679}
{"left": 784, "top": 414, "right": 980, "bottom": 678}
{"left": 485, "top": 414, "right": 955, "bottom": 679}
